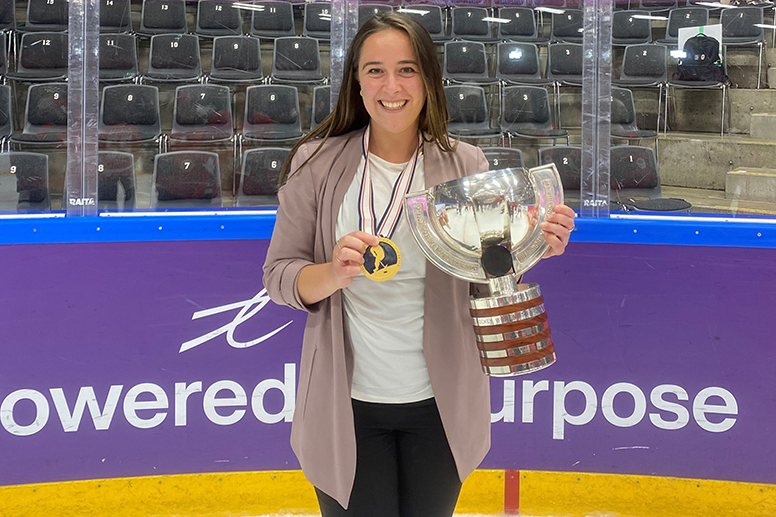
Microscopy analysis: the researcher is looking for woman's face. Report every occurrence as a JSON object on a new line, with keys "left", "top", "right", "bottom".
{"left": 357, "top": 28, "right": 427, "bottom": 140}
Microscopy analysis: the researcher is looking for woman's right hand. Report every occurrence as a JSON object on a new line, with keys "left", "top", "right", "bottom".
{"left": 331, "top": 231, "right": 380, "bottom": 289}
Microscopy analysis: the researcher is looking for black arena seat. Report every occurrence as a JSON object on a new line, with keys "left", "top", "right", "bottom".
{"left": 445, "top": 85, "right": 501, "bottom": 140}
{"left": 139, "top": 0, "right": 188, "bottom": 35}
{"left": 196, "top": 0, "right": 244, "bottom": 37}
{"left": 496, "top": 42, "right": 550, "bottom": 85}
{"left": 99, "top": 33, "right": 138, "bottom": 83}
{"left": 209, "top": 36, "right": 263, "bottom": 83}
{"left": 304, "top": 2, "right": 332, "bottom": 40}
{"left": 24, "top": 0, "right": 68, "bottom": 32}
{"left": 497, "top": 7, "right": 547, "bottom": 43}
{"left": 271, "top": 37, "right": 324, "bottom": 83}
{"left": 152, "top": 151, "right": 222, "bottom": 208}
{"left": 0, "top": 152, "right": 50, "bottom": 211}
{"left": 251, "top": 1, "right": 296, "bottom": 39}
{"left": 99, "top": 84, "right": 162, "bottom": 143}
{"left": 482, "top": 147, "right": 525, "bottom": 171}
{"left": 100, "top": 0, "right": 132, "bottom": 33}
{"left": 451, "top": 7, "right": 495, "bottom": 42}
{"left": 97, "top": 151, "right": 136, "bottom": 210}
{"left": 146, "top": 34, "right": 202, "bottom": 83}
{"left": 14, "top": 83, "right": 68, "bottom": 143}
{"left": 443, "top": 41, "right": 496, "bottom": 85}
{"left": 551, "top": 9, "right": 583, "bottom": 44}
{"left": 500, "top": 85, "right": 569, "bottom": 143}
{"left": 10, "top": 32, "right": 68, "bottom": 81}
{"left": 242, "top": 84, "right": 303, "bottom": 143}
{"left": 238, "top": 147, "right": 290, "bottom": 204}
{"left": 170, "top": 84, "right": 233, "bottom": 142}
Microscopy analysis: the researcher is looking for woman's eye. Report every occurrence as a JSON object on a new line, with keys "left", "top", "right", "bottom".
{"left": 368, "top": 68, "right": 382, "bottom": 74}
{"left": 401, "top": 67, "right": 417, "bottom": 74}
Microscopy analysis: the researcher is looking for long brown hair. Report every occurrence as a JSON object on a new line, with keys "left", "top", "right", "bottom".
{"left": 279, "top": 11, "right": 456, "bottom": 183}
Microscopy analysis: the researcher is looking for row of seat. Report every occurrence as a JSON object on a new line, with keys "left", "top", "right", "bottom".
{"left": 1, "top": 0, "right": 770, "bottom": 38}
{"left": 0, "top": 80, "right": 657, "bottom": 148}
{"left": 8, "top": 1, "right": 753, "bottom": 44}
{"left": 0, "top": 143, "right": 674, "bottom": 212}
{"left": 0, "top": 31, "right": 736, "bottom": 92}
{"left": 0, "top": 83, "right": 331, "bottom": 144}
{"left": 0, "top": 32, "right": 329, "bottom": 83}
{"left": 2, "top": 8, "right": 766, "bottom": 82}
{"left": 483, "top": 144, "right": 688, "bottom": 211}
{"left": 0, "top": 148, "right": 292, "bottom": 210}
{"left": 2, "top": 1, "right": 558, "bottom": 40}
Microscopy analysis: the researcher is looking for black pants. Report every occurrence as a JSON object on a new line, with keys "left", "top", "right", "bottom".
{"left": 315, "top": 398, "right": 462, "bottom": 517}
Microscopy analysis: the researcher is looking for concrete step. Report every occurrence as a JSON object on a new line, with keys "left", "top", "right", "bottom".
{"left": 749, "top": 113, "right": 776, "bottom": 140}
{"left": 658, "top": 132, "right": 776, "bottom": 190}
{"left": 726, "top": 168, "right": 776, "bottom": 203}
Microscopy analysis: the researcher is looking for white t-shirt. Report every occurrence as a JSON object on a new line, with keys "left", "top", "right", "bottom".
{"left": 335, "top": 152, "right": 434, "bottom": 403}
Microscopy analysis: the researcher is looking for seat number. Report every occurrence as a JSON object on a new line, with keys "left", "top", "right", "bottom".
{"left": 184, "top": 161, "right": 191, "bottom": 169}
{"left": 9, "top": 166, "right": 16, "bottom": 175}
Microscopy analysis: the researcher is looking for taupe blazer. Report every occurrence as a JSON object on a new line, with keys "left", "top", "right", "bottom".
{"left": 263, "top": 128, "right": 491, "bottom": 509}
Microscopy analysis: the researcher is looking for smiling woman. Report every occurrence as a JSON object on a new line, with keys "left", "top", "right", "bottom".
{"left": 356, "top": 28, "right": 426, "bottom": 164}
{"left": 263, "top": 11, "right": 574, "bottom": 517}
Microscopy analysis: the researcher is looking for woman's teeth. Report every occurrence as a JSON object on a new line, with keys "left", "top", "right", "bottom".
{"left": 380, "top": 100, "right": 407, "bottom": 110}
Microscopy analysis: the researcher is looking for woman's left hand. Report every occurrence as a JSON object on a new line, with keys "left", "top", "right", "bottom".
{"left": 541, "top": 205, "right": 576, "bottom": 258}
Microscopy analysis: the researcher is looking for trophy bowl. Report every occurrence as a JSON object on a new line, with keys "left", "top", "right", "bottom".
{"left": 404, "top": 164, "right": 563, "bottom": 377}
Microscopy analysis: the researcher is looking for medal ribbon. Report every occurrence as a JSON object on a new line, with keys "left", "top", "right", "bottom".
{"left": 358, "top": 125, "right": 422, "bottom": 238}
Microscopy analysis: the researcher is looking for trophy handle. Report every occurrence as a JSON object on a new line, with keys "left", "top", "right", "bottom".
{"left": 404, "top": 192, "right": 488, "bottom": 284}
{"left": 510, "top": 163, "right": 565, "bottom": 274}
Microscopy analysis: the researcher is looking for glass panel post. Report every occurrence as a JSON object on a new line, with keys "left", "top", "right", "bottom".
{"left": 330, "top": 0, "right": 359, "bottom": 110}
{"left": 66, "top": 0, "right": 99, "bottom": 216}
{"left": 580, "top": 0, "right": 613, "bottom": 217}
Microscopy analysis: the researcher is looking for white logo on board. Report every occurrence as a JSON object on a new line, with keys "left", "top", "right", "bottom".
{"left": 179, "top": 289, "right": 292, "bottom": 353}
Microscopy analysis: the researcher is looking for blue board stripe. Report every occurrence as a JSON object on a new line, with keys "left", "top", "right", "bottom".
{"left": 0, "top": 211, "right": 774, "bottom": 249}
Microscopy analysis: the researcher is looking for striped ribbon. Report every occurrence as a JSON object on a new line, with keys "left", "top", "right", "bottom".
{"left": 357, "top": 125, "right": 422, "bottom": 238}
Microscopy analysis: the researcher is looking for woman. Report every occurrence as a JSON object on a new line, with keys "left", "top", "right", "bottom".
{"left": 263, "top": 12, "right": 575, "bottom": 517}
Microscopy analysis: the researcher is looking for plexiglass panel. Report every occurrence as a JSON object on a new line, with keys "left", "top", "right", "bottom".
{"left": 44, "top": 0, "right": 769, "bottom": 218}
{"left": 93, "top": 0, "right": 332, "bottom": 211}
{"left": 0, "top": 3, "right": 71, "bottom": 215}
{"left": 612, "top": 1, "right": 776, "bottom": 218}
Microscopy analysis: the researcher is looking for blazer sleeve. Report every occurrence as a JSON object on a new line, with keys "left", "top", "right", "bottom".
{"left": 262, "top": 145, "right": 322, "bottom": 313}
{"left": 475, "top": 147, "right": 489, "bottom": 174}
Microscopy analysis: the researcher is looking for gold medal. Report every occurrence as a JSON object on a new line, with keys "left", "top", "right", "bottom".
{"left": 361, "top": 237, "right": 401, "bottom": 282}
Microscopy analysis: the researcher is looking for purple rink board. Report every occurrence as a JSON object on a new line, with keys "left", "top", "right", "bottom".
{"left": 0, "top": 239, "right": 774, "bottom": 487}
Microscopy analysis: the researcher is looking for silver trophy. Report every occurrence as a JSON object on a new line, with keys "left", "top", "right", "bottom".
{"left": 404, "top": 164, "right": 563, "bottom": 377}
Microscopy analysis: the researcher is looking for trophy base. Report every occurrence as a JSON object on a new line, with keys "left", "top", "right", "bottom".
{"left": 469, "top": 282, "right": 556, "bottom": 377}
